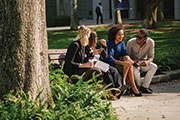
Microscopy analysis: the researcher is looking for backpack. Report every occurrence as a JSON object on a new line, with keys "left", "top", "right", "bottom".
{"left": 95, "top": 6, "right": 101, "bottom": 14}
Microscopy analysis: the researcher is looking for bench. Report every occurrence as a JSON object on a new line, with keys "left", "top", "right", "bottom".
{"left": 48, "top": 49, "right": 79, "bottom": 83}
{"left": 48, "top": 49, "right": 67, "bottom": 64}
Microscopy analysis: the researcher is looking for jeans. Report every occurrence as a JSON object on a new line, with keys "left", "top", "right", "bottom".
{"left": 133, "top": 63, "right": 157, "bottom": 88}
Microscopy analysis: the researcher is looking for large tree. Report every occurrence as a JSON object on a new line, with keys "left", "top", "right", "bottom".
{"left": 144, "top": 0, "right": 162, "bottom": 29}
{"left": 0, "top": 0, "right": 51, "bottom": 101}
{"left": 70, "top": 0, "right": 79, "bottom": 30}
{"left": 116, "top": 0, "right": 122, "bottom": 24}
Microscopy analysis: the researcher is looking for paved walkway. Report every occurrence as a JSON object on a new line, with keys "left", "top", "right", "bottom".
{"left": 47, "top": 19, "right": 143, "bottom": 31}
{"left": 111, "top": 77, "right": 180, "bottom": 120}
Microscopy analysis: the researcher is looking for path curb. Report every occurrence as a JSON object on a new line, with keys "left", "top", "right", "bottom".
{"left": 151, "top": 69, "right": 180, "bottom": 84}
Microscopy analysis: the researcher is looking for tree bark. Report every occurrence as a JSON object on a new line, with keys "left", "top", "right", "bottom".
{"left": 114, "top": 0, "right": 122, "bottom": 24}
{"left": 144, "top": 0, "right": 162, "bottom": 29}
{"left": 116, "top": 10, "right": 122, "bottom": 24}
{"left": 0, "top": 0, "right": 51, "bottom": 101}
{"left": 70, "top": 0, "right": 79, "bottom": 30}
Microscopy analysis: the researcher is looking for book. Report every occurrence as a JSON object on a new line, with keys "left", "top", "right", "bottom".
{"left": 94, "top": 60, "right": 109, "bottom": 72}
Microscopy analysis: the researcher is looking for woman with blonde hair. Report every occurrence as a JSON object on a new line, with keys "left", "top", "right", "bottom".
{"left": 63, "top": 25, "right": 102, "bottom": 81}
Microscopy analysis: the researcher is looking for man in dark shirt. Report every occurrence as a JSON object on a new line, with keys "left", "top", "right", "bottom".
{"left": 95, "top": 2, "right": 104, "bottom": 24}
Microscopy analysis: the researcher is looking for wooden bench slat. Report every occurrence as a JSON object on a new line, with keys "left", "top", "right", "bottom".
{"left": 48, "top": 49, "right": 67, "bottom": 54}
{"left": 48, "top": 49, "right": 67, "bottom": 64}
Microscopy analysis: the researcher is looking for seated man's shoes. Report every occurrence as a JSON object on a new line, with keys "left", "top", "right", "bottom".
{"left": 139, "top": 86, "right": 152, "bottom": 94}
{"left": 148, "top": 87, "right": 153, "bottom": 92}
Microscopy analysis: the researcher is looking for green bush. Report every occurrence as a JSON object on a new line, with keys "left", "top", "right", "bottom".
{"left": 0, "top": 64, "right": 118, "bottom": 120}
{"left": 0, "top": 91, "right": 52, "bottom": 120}
{"left": 46, "top": 16, "right": 70, "bottom": 27}
{"left": 49, "top": 65, "right": 118, "bottom": 120}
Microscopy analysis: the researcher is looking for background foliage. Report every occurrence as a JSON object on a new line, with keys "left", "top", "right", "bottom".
{"left": 48, "top": 21, "right": 180, "bottom": 74}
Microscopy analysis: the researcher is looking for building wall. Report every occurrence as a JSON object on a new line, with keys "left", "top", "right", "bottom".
{"left": 64, "top": 0, "right": 70, "bottom": 16}
{"left": 128, "top": 0, "right": 137, "bottom": 19}
{"left": 46, "top": 0, "right": 57, "bottom": 16}
{"left": 45, "top": 0, "right": 180, "bottom": 20}
{"left": 163, "top": 0, "right": 174, "bottom": 19}
{"left": 78, "top": 0, "right": 92, "bottom": 19}
{"left": 175, "top": 0, "right": 180, "bottom": 20}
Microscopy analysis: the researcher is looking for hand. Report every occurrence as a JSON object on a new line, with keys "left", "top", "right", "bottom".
{"left": 92, "top": 49, "right": 99, "bottom": 55}
{"left": 139, "top": 61, "right": 148, "bottom": 66}
{"left": 123, "top": 56, "right": 134, "bottom": 65}
{"left": 122, "top": 61, "right": 131, "bottom": 68}
{"left": 100, "top": 39, "right": 106, "bottom": 47}
{"left": 99, "top": 48, "right": 104, "bottom": 53}
{"left": 134, "top": 61, "right": 140, "bottom": 68}
{"left": 80, "top": 61, "right": 94, "bottom": 68}
{"left": 126, "top": 59, "right": 134, "bottom": 65}
{"left": 86, "top": 61, "right": 94, "bottom": 68}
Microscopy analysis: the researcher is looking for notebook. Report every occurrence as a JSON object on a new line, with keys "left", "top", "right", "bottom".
{"left": 94, "top": 60, "right": 109, "bottom": 72}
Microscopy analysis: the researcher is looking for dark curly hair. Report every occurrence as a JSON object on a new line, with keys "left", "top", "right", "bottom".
{"left": 108, "top": 24, "right": 126, "bottom": 42}
{"left": 138, "top": 29, "right": 149, "bottom": 37}
{"left": 88, "top": 31, "right": 97, "bottom": 48}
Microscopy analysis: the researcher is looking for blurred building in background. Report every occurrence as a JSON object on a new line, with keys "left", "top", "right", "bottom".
{"left": 46, "top": 0, "right": 180, "bottom": 20}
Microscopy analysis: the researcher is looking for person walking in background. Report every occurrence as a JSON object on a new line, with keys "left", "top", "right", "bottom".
{"left": 127, "top": 29, "right": 158, "bottom": 94}
{"left": 95, "top": 2, "right": 104, "bottom": 24}
{"left": 105, "top": 24, "right": 142, "bottom": 96}
{"left": 63, "top": 25, "right": 102, "bottom": 81}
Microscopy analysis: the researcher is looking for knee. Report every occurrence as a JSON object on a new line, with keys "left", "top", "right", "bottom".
{"left": 151, "top": 63, "right": 158, "bottom": 71}
{"left": 123, "top": 56, "right": 130, "bottom": 61}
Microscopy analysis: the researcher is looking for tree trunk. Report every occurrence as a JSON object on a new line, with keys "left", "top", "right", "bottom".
{"left": 114, "top": 0, "right": 122, "bottom": 24}
{"left": 144, "top": 0, "right": 162, "bottom": 29}
{"left": 116, "top": 10, "right": 122, "bottom": 24}
{"left": 70, "top": 0, "right": 79, "bottom": 30}
{"left": 0, "top": 0, "right": 51, "bottom": 102}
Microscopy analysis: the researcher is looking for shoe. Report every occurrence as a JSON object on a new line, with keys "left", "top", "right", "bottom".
{"left": 116, "top": 85, "right": 128, "bottom": 99}
{"left": 139, "top": 86, "right": 152, "bottom": 94}
{"left": 130, "top": 88, "right": 142, "bottom": 97}
{"left": 148, "top": 87, "right": 153, "bottom": 92}
{"left": 133, "top": 91, "right": 142, "bottom": 97}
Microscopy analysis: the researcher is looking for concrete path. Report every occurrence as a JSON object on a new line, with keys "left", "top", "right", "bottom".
{"left": 111, "top": 79, "right": 180, "bottom": 120}
{"left": 47, "top": 19, "right": 143, "bottom": 31}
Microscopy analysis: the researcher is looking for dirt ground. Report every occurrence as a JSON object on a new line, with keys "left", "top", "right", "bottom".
{"left": 111, "top": 79, "right": 180, "bottom": 120}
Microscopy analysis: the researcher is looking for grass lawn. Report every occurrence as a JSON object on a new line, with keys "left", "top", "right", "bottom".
{"left": 48, "top": 21, "right": 180, "bottom": 73}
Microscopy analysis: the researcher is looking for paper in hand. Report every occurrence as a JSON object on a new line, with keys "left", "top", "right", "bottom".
{"left": 94, "top": 60, "right": 109, "bottom": 72}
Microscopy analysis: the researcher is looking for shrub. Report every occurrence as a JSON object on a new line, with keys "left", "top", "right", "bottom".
{"left": 0, "top": 64, "right": 118, "bottom": 120}
{"left": 49, "top": 65, "right": 118, "bottom": 120}
{"left": 0, "top": 91, "right": 52, "bottom": 120}
{"left": 46, "top": 16, "right": 70, "bottom": 27}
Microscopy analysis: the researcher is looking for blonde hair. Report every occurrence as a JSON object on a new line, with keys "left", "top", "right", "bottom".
{"left": 75, "top": 25, "right": 91, "bottom": 46}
